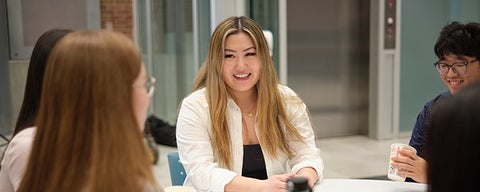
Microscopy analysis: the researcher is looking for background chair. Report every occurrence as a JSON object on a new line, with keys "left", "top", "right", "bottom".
{"left": 167, "top": 151, "right": 187, "bottom": 186}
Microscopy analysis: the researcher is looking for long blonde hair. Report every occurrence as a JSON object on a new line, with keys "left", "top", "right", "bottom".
{"left": 193, "top": 16, "right": 304, "bottom": 169}
{"left": 18, "top": 31, "right": 159, "bottom": 192}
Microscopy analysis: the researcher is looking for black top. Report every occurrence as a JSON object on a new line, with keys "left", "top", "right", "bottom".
{"left": 242, "top": 144, "right": 268, "bottom": 180}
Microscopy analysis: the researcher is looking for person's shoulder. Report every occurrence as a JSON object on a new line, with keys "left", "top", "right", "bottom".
{"left": 182, "top": 88, "right": 207, "bottom": 105}
{"left": 3, "top": 127, "right": 36, "bottom": 159}
{"left": 425, "top": 91, "right": 450, "bottom": 105}
{"left": 276, "top": 84, "right": 303, "bottom": 104}
{"left": 431, "top": 91, "right": 451, "bottom": 104}
{"left": 277, "top": 84, "right": 298, "bottom": 97}
{"left": 11, "top": 126, "right": 35, "bottom": 141}
{"left": 438, "top": 91, "right": 451, "bottom": 98}
{"left": 15, "top": 127, "right": 36, "bottom": 137}
{"left": 9, "top": 127, "right": 36, "bottom": 144}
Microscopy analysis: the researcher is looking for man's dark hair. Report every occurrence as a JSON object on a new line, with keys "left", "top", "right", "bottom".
{"left": 434, "top": 21, "right": 480, "bottom": 59}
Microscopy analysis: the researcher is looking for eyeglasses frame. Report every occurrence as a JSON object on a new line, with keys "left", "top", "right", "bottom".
{"left": 145, "top": 76, "right": 156, "bottom": 96}
{"left": 433, "top": 59, "right": 478, "bottom": 75}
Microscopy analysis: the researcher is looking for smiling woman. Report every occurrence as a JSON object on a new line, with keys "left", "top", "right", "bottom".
{"left": 222, "top": 32, "right": 261, "bottom": 97}
{"left": 176, "top": 16, "right": 324, "bottom": 192}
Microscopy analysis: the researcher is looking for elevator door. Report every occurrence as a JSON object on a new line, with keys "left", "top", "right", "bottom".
{"left": 287, "top": 0, "right": 370, "bottom": 138}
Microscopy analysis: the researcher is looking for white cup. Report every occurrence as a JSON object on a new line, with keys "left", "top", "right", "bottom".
{"left": 164, "top": 186, "right": 197, "bottom": 192}
{"left": 387, "top": 143, "right": 417, "bottom": 181}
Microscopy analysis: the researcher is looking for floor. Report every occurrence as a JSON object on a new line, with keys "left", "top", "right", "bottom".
{"left": 153, "top": 135, "right": 410, "bottom": 188}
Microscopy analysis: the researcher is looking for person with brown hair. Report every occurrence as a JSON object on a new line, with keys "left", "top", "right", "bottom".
{"left": 17, "top": 30, "right": 161, "bottom": 192}
{"left": 176, "top": 16, "right": 323, "bottom": 192}
{"left": 0, "top": 29, "right": 72, "bottom": 192}
{"left": 426, "top": 82, "right": 480, "bottom": 192}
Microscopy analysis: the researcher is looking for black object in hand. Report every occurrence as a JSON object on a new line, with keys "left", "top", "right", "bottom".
{"left": 287, "top": 176, "right": 312, "bottom": 192}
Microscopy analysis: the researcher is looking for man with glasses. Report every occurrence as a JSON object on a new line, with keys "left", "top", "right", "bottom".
{"left": 391, "top": 21, "right": 480, "bottom": 183}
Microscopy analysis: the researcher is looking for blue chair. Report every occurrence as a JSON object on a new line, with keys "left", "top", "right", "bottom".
{"left": 167, "top": 151, "right": 187, "bottom": 186}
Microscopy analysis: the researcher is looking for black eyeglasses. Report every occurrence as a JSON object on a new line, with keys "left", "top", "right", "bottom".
{"left": 433, "top": 59, "right": 478, "bottom": 75}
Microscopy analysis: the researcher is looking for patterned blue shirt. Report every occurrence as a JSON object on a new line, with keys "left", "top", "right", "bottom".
{"left": 405, "top": 91, "right": 451, "bottom": 183}
{"left": 409, "top": 91, "right": 451, "bottom": 158}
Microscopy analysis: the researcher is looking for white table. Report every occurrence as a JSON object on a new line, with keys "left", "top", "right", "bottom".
{"left": 313, "top": 179, "right": 427, "bottom": 192}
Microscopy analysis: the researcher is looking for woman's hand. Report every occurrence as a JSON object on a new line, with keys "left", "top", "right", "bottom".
{"left": 296, "top": 167, "right": 319, "bottom": 187}
{"left": 225, "top": 174, "right": 295, "bottom": 192}
{"left": 391, "top": 148, "right": 428, "bottom": 183}
{"left": 259, "top": 174, "right": 295, "bottom": 192}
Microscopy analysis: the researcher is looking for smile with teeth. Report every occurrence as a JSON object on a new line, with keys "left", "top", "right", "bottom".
{"left": 448, "top": 80, "right": 463, "bottom": 86}
{"left": 234, "top": 73, "right": 250, "bottom": 78}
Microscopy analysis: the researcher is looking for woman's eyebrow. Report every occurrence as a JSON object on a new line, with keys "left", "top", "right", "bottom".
{"left": 242, "top": 47, "right": 256, "bottom": 52}
{"left": 224, "top": 47, "right": 256, "bottom": 52}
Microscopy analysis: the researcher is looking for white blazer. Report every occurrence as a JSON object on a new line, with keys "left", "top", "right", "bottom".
{"left": 176, "top": 85, "right": 324, "bottom": 192}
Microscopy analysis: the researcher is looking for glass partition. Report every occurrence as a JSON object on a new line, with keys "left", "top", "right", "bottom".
{"left": 247, "top": 0, "right": 280, "bottom": 71}
{"left": 136, "top": 0, "right": 210, "bottom": 123}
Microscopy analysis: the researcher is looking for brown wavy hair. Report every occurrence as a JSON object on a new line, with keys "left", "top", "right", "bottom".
{"left": 18, "top": 31, "right": 159, "bottom": 192}
{"left": 192, "top": 16, "right": 304, "bottom": 169}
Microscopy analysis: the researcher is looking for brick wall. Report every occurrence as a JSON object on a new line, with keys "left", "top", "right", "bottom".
{"left": 100, "top": 0, "right": 133, "bottom": 39}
